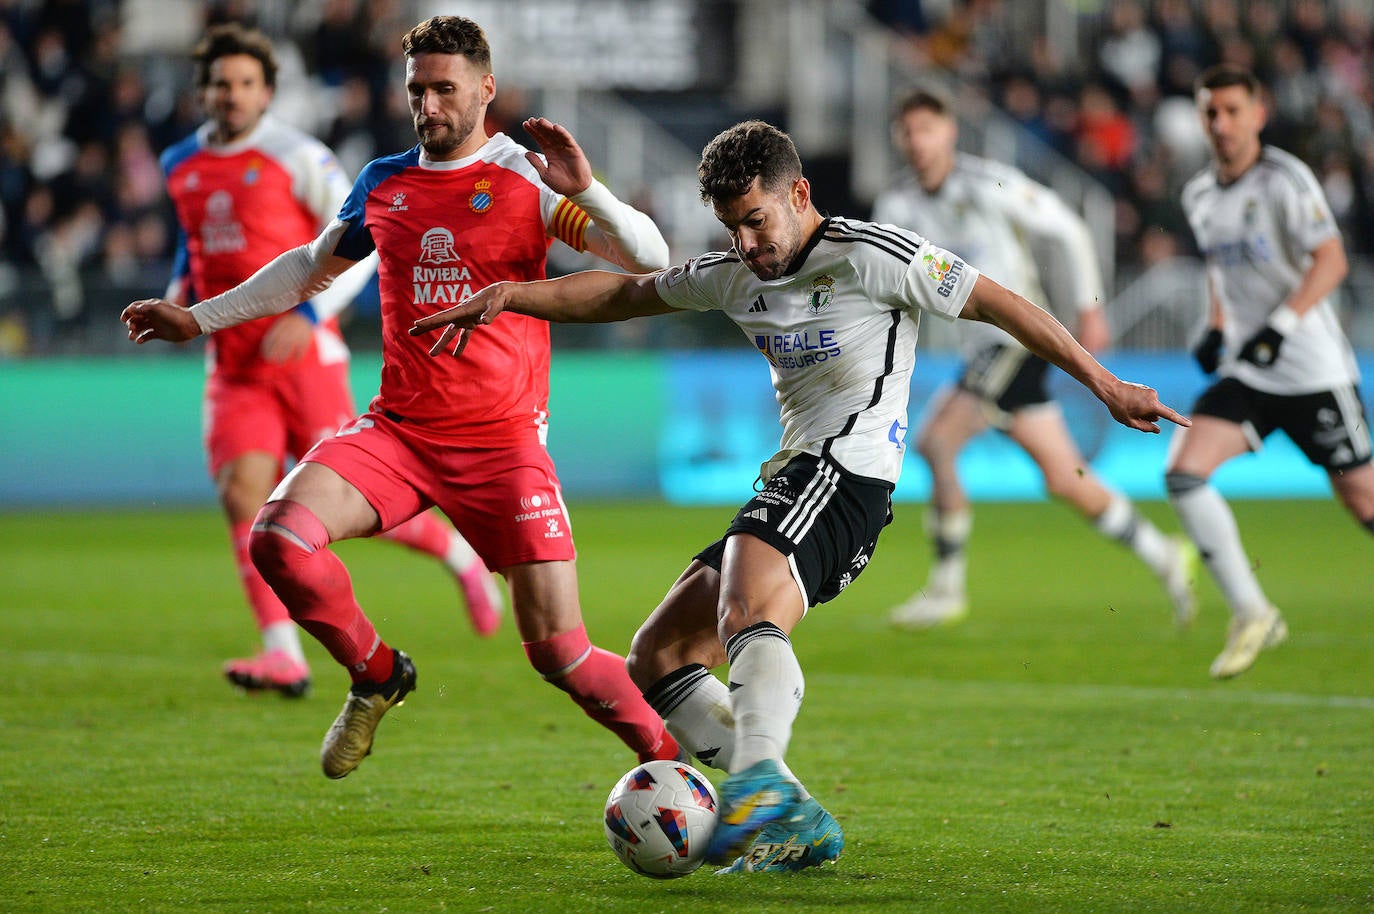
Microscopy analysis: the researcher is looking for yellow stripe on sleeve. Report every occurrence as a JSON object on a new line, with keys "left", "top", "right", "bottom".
{"left": 551, "top": 198, "right": 591, "bottom": 252}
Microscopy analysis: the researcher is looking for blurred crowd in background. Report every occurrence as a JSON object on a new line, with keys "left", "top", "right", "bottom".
{"left": 0, "top": 0, "right": 1371, "bottom": 355}
{"left": 870, "top": 0, "right": 1373, "bottom": 288}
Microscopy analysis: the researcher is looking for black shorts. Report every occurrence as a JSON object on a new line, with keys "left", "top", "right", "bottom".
{"left": 1193, "top": 377, "right": 1373, "bottom": 471}
{"left": 957, "top": 344, "right": 1053, "bottom": 427}
{"left": 694, "top": 453, "right": 894, "bottom": 607}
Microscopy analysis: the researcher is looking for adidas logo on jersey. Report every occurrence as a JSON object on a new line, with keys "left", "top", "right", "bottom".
{"left": 748, "top": 295, "right": 767, "bottom": 313}
{"left": 743, "top": 507, "right": 768, "bottom": 523}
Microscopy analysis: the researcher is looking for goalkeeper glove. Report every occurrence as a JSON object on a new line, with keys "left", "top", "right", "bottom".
{"left": 1192, "top": 328, "right": 1223, "bottom": 374}
{"left": 1236, "top": 305, "right": 1300, "bottom": 368}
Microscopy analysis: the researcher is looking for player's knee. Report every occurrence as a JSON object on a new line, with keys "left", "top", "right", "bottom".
{"left": 1338, "top": 492, "right": 1374, "bottom": 533}
{"left": 1165, "top": 471, "right": 1206, "bottom": 500}
{"left": 624, "top": 632, "right": 654, "bottom": 691}
{"left": 523, "top": 625, "right": 592, "bottom": 689}
{"left": 914, "top": 428, "right": 950, "bottom": 465}
{"left": 1041, "top": 468, "right": 1083, "bottom": 502}
{"left": 248, "top": 500, "right": 329, "bottom": 584}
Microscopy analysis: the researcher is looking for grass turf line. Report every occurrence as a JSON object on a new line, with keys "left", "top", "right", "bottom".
{"left": 1, "top": 501, "right": 1370, "bottom": 913}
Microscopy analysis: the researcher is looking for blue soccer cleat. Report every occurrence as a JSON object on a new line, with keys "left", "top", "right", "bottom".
{"left": 704, "top": 759, "right": 801, "bottom": 865}
{"left": 715, "top": 797, "right": 844, "bottom": 873}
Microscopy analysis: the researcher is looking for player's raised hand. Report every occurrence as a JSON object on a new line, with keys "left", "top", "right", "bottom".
{"left": 121, "top": 299, "right": 202, "bottom": 344}
{"left": 1102, "top": 378, "right": 1190, "bottom": 434}
{"left": 410, "top": 281, "right": 515, "bottom": 357}
{"left": 260, "top": 311, "right": 314, "bottom": 363}
{"left": 522, "top": 117, "right": 593, "bottom": 197}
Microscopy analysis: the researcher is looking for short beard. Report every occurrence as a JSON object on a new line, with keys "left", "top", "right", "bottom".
{"left": 418, "top": 127, "right": 461, "bottom": 158}
{"left": 414, "top": 109, "right": 480, "bottom": 159}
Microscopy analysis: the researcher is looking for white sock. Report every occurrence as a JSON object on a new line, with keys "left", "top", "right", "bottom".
{"left": 262, "top": 620, "right": 305, "bottom": 664}
{"left": 1095, "top": 493, "right": 1174, "bottom": 575}
{"left": 1169, "top": 482, "right": 1267, "bottom": 617}
{"left": 660, "top": 669, "right": 737, "bottom": 773}
{"left": 444, "top": 531, "right": 480, "bottom": 574}
{"left": 726, "top": 623, "right": 803, "bottom": 774}
{"left": 926, "top": 508, "right": 971, "bottom": 595}
{"left": 647, "top": 664, "right": 811, "bottom": 799}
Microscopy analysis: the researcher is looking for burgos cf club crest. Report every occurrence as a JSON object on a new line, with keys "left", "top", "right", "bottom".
{"left": 469, "top": 178, "right": 494, "bottom": 214}
{"left": 808, "top": 273, "right": 835, "bottom": 314}
{"left": 419, "top": 227, "right": 459, "bottom": 264}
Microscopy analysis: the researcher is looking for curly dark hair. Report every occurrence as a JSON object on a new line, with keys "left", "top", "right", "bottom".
{"left": 698, "top": 120, "right": 802, "bottom": 204}
{"left": 401, "top": 15, "right": 491, "bottom": 72}
{"left": 192, "top": 23, "right": 277, "bottom": 89}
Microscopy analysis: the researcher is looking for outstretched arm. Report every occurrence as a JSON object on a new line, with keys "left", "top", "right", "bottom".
{"left": 961, "top": 274, "right": 1188, "bottom": 433}
{"left": 524, "top": 117, "right": 670, "bottom": 272}
{"left": 409, "top": 270, "right": 677, "bottom": 356}
{"left": 122, "top": 221, "right": 358, "bottom": 345}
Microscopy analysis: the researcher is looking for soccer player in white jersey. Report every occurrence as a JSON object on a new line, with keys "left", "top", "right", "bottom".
{"left": 412, "top": 121, "right": 1187, "bottom": 872}
{"left": 1172, "top": 64, "right": 1374, "bottom": 679}
{"left": 873, "top": 86, "right": 1198, "bottom": 630}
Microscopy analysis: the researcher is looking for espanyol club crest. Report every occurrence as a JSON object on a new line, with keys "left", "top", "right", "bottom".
{"left": 469, "top": 178, "right": 494, "bottom": 214}
{"left": 808, "top": 273, "right": 835, "bottom": 314}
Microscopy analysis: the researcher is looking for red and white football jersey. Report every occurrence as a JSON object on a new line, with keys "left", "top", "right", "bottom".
{"left": 162, "top": 115, "right": 351, "bottom": 378}
{"left": 333, "top": 133, "right": 594, "bottom": 444}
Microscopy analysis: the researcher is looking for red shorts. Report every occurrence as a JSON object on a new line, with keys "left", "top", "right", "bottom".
{"left": 301, "top": 411, "right": 576, "bottom": 569}
{"left": 204, "top": 357, "right": 355, "bottom": 476}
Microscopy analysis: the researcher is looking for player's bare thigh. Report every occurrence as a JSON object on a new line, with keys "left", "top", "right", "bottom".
{"left": 266, "top": 460, "right": 381, "bottom": 541}
{"left": 916, "top": 384, "right": 987, "bottom": 462}
{"left": 718, "top": 533, "right": 807, "bottom": 642}
{"left": 626, "top": 560, "right": 728, "bottom": 689}
{"left": 1008, "top": 405, "right": 1110, "bottom": 512}
{"left": 1165, "top": 415, "right": 1252, "bottom": 478}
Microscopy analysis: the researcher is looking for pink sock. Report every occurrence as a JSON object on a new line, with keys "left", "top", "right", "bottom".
{"left": 524, "top": 625, "right": 680, "bottom": 762}
{"left": 229, "top": 519, "right": 291, "bottom": 630}
{"left": 249, "top": 500, "right": 393, "bottom": 683}
{"left": 379, "top": 511, "right": 451, "bottom": 558}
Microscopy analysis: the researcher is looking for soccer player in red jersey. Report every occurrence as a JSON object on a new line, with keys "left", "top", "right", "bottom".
{"left": 159, "top": 24, "right": 503, "bottom": 701}
{"left": 125, "top": 16, "right": 680, "bottom": 778}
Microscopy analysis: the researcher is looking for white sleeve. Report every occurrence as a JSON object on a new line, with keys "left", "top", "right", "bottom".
{"left": 571, "top": 178, "right": 671, "bottom": 272}
{"left": 654, "top": 252, "right": 734, "bottom": 312}
{"left": 885, "top": 238, "right": 978, "bottom": 320}
{"left": 993, "top": 173, "right": 1104, "bottom": 312}
{"left": 1275, "top": 160, "right": 1340, "bottom": 257}
{"left": 190, "top": 220, "right": 353, "bottom": 333}
{"left": 293, "top": 139, "right": 353, "bottom": 229}
{"left": 299, "top": 250, "right": 378, "bottom": 323}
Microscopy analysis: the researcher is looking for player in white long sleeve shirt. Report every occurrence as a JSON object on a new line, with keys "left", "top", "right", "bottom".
{"left": 872, "top": 86, "right": 1197, "bottom": 630}
{"left": 1171, "top": 65, "right": 1374, "bottom": 678}
{"left": 411, "top": 120, "right": 1187, "bottom": 872}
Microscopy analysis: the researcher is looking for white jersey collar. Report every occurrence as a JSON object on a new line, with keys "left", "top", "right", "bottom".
{"left": 417, "top": 133, "right": 508, "bottom": 171}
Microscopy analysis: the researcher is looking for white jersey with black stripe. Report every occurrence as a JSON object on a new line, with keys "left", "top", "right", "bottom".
{"left": 654, "top": 216, "right": 977, "bottom": 485}
{"left": 871, "top": 153, "right": 1103, "bottom": 358}
{"left": 1182, "top": 146, "right": 1358, "bottom": 394}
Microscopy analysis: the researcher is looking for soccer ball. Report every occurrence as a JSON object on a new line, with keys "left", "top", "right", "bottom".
{"left": 603, "top": 759, "right": 719, "bottom": 878}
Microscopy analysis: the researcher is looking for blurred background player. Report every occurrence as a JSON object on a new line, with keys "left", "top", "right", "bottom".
{"left": 411, "top": 120, "right": 1188, "bottom": 873}
{"left": 1170, "top": 64, "right": 1374, "bottom": 679}
{"left": 161, "top": 23, "right": 501, "bottom": 698}
{"left": 126, "top": 15, "right": 681, "bottom": 779}
{"left": 873, "top": 86, "right": 1198, "bottom": 630}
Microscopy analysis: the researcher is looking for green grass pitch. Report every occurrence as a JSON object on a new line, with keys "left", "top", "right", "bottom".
{"left": 2, "top": 500, "right": 1370, "bottom": 913}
